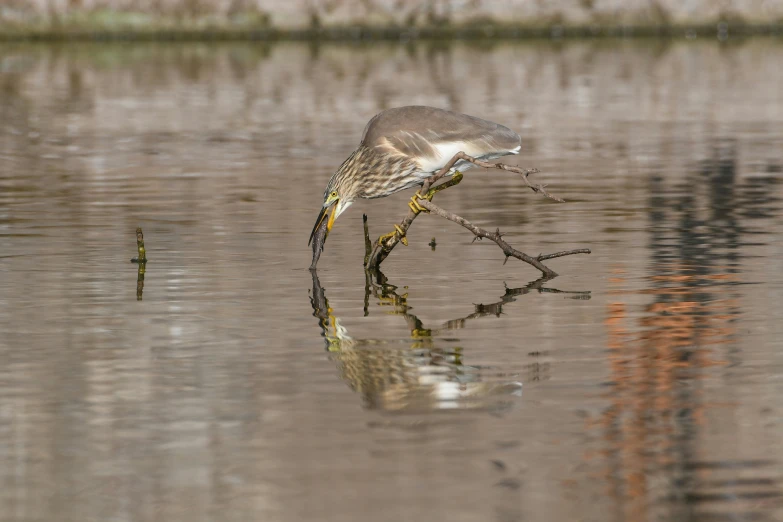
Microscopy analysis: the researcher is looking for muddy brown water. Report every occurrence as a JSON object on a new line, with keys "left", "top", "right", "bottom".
{"left": 1, "top": 40, "right": 783, "bottom": 522}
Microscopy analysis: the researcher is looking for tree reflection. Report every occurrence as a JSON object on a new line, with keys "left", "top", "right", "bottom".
{"left": 595, "top": 141, "right": 782, "bottom": 521}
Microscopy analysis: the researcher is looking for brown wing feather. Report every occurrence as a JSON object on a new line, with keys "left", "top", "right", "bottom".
{"left": 360, "top": 106, "right": 520, "bottom": 169}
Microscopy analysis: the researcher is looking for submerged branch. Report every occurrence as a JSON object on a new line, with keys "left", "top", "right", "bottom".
{"left": 366, "top": 151, "right": 589, "bottom": 276}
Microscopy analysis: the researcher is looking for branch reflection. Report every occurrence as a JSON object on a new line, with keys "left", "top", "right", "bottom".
{"left": 310, "top": 269, "right": 590, "bottom": 412}
{"left": 135, "top": 262, "right": 145, "bottom": 300}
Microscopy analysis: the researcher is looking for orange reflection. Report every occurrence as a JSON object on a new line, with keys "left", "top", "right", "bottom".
{"left": 591, "top": 262, "right": 736, "bottom": 521}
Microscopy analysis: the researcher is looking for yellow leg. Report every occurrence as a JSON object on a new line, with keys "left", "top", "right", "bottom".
{"left": 408, "top": 170, "right": 464, "bottom": 215}
{"left": 425, "top": 170, "right": 463, "bottom": 199}
{"left": 377, "top": 171, "right": 464, "bottom": 248}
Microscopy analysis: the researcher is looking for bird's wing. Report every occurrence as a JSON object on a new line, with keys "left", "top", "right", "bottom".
{"left": 360, "top": 106, "right": 521, "bottom": 172}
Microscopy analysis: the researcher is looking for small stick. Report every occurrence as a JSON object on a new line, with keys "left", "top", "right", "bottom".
{"left": 129, "top": 227, "right": 147, "bottom": 300}
{"left": 363, "top": 214, "right": 373, "bottom": 267}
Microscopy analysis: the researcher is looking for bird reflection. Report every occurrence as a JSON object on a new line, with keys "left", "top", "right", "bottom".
{"left": 309, "top": 268, "right": 590, "bottom": 412}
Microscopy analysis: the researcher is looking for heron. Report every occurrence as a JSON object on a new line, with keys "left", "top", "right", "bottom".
{"left": 308, "top": 106, "right": 522, "bottom": 265}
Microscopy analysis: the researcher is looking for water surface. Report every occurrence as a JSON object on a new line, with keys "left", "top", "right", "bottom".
{"left": 1, "top": 40, "right": 783, "bottom": 522}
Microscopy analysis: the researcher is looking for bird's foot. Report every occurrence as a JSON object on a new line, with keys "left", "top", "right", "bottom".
{"left": 377, "top": 224, "right": 408, "bottom": 248}
{"left": 376, "top": 230, "right": 396, "bottom": 246}
{"left": 394, "top": 225, "right": 409, "bottom": 246}
{"left": 408, "top": 193, "right": 430, "bottom": 215}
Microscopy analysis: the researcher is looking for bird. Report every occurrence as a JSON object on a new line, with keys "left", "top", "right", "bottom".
{"left": 309, "top": 106, "right": 522, "bottom": 266}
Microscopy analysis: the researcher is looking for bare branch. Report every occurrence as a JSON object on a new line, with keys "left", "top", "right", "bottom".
{"left": 417, "top": 199, "right": 590, "bottom": 277}
{"left": 365, "top": 151, "right": 587, "bottom": 274}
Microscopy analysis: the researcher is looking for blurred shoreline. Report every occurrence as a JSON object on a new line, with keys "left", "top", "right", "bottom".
{"left": 1, "top": 0, "right": 782, "bottom": 41}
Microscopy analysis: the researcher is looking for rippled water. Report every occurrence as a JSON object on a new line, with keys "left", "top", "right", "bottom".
{"left": 1, "top": 40, "right": 783, "bottom": 522}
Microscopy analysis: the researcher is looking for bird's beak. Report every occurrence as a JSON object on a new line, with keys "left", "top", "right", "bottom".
{"left": 309, "top": 199, "right": 338, "bottom": 246}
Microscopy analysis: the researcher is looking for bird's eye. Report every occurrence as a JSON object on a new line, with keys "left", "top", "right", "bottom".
{"left": 331, "top": 191, "right": 338, "bottom": 198}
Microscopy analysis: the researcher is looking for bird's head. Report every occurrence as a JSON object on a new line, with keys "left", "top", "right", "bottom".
{"left": 308, "top": 181, "right": 355, "bottom": 247}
